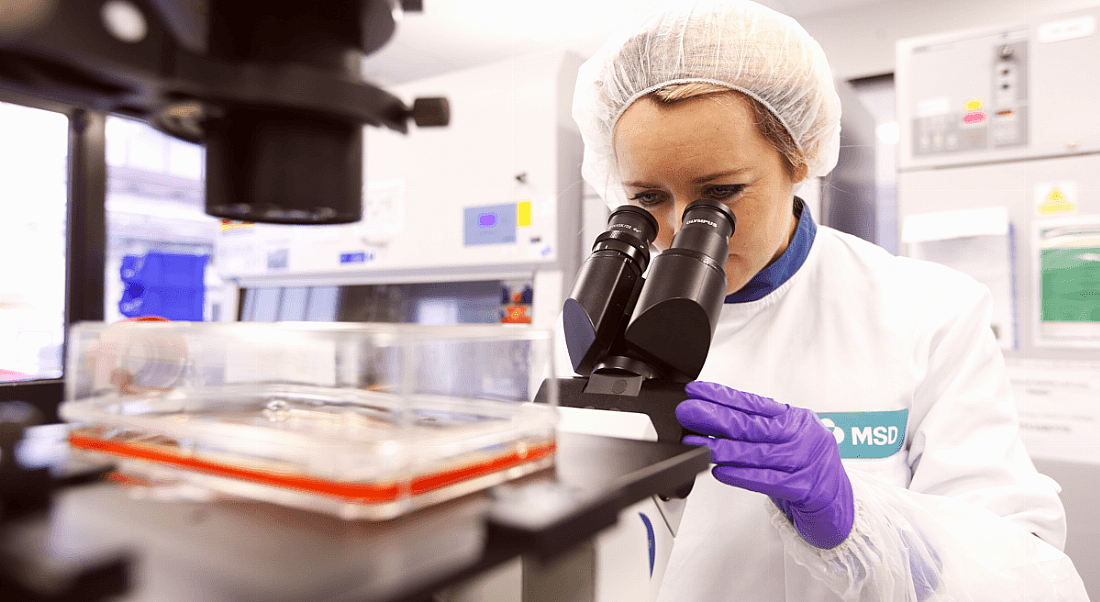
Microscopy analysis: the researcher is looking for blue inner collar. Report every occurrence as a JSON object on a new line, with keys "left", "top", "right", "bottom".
{"left": 724, "top": 197, "right": 816, "bottom": 304}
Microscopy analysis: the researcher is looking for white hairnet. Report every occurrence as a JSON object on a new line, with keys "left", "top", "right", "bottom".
{"left": 574, "top": 0, "right": 842, "bottom": 208}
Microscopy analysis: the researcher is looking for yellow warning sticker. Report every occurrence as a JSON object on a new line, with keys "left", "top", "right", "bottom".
{"left": 517, "top": 201, "right": 532, "bottom": 226}
{"left": 1036, "top": 182, "right": 1077, "bottom": 215}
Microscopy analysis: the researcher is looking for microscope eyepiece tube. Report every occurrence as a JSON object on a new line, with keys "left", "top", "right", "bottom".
{"left": 597, "top": 205, "right": 660, "bottom": 270}
{"left": 562, "top": 205, "right": 658, "bottom": 375}
{"left": 624, "top": 199, "right": 736, "bottom": 381}
{"left": 671, "top": 199, "right": 736, "bottom": 266}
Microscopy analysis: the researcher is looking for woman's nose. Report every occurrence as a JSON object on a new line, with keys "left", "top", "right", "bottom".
{"left": 672, "top": 197, "right": 694, "bottom": 228}
{"left": 651, "top": 196, "right": 694, "bottom": 243}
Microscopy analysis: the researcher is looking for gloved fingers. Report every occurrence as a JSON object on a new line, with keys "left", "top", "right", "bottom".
{"left": 710, "top": 464, "right": 813, "bottom": 503}
{"left": 684, "top": 381, "right": 788, "bottom": 417}
{"left": 682, "top": 434, "right": 806, "bottom": 471}
{"left": 676, "top": 398, "right": 797, "bottom": 442}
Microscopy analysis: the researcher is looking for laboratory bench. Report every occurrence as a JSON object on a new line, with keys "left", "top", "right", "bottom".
{"left": 0, "top": 426, "right": 710, "bottom": 602}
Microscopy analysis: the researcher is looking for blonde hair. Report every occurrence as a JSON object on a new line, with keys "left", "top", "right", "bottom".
{"left": 649, "top": 82, "right": 809, "bottom": 182}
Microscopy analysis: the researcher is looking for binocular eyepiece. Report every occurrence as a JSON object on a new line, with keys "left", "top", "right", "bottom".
{"left": 563, "top": 198, "right": 736, "bottom": 382}
{"left": 562, "top": 205, "right": 658, "bottom": 376}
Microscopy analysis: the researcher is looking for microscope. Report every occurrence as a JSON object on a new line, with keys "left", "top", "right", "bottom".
{"left": 537, "top": 197, "right": 736, "bottom": 443}
{"left": 529, "top": 198, "right": 734, "bottom": 602}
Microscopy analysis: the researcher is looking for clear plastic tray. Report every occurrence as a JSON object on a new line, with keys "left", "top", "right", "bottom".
{"left": 61, "top": 321, "right": 558, "bottom": 519}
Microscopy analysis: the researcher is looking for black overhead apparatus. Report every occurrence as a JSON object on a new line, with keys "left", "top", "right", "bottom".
{"left": 0, "top": 0, "right": 449, "bottom": 225}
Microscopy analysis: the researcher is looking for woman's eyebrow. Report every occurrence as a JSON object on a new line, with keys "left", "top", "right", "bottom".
{"left": 623, "top": 168, "right": 753, "bottom": 189}
{"left": 693, "top": 169, "right": 752, "bottom": 184}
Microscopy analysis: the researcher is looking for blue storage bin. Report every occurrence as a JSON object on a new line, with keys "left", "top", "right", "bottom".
{"left": 121, "top": 252, "right": 208, "bottom": 287}
{"left": 119, "top": 252, "right": 208, "bottom": 321}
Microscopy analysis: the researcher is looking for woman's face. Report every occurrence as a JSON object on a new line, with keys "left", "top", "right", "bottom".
{"left": 613, "top": 93, "right": 800, "bottom": 295}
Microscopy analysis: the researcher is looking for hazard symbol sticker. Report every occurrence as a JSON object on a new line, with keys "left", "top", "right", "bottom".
{"left": 1036, "top": 182, "right": 1077, "bottom": 215}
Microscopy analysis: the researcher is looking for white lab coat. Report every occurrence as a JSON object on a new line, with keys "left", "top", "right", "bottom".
{"left": 647, "top": 225, "right": 1089, "bottom": 601}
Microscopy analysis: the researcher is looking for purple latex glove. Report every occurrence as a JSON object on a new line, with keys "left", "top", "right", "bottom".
{"left": 676, "top": 381, "right": 854, "bottom": 549}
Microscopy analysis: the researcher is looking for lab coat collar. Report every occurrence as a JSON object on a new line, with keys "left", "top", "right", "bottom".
{"left": 724, "top": 197, "right": 816, "bottom": 304}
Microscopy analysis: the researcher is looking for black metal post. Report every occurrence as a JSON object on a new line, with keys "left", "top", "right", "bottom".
{"left": 65, "top": 109, "right": 108, "bottom": 325}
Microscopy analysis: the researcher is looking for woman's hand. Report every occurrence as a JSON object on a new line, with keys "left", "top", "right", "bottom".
{"left": 676, "top": 380, "right": 854, "bottom": 549}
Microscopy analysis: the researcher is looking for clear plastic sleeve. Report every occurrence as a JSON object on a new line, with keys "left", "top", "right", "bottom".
{"left": 767, "top": 469, "right": 1090, "bottom": 601}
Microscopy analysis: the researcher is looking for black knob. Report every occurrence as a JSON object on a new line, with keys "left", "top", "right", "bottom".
{"left": 411, "top": 97, "right": 450, "bottom": 127}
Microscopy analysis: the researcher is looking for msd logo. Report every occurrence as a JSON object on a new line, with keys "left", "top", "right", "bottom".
{"left": 852, "top": 425, "right": 901, "bottom": 446}
{"left": 816, "top": 410, "right": 909, "bottom": 460}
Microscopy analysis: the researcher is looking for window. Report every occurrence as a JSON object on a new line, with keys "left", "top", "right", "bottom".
{"left": 238, "top": 281, "right": 517, "bottom": 325}
{"left": 0, "top": 101, "right": 69, "bottom": 381}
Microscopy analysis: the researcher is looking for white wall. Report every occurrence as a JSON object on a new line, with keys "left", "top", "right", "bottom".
{"left": 799, "top": 0, "right": 1100, "bottom": 79}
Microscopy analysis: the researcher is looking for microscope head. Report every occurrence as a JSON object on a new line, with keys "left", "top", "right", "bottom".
{"left": 565, "top": 199, "right": 735, "bottom": 382}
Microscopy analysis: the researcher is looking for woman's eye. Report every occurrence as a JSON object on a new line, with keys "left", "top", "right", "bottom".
{"left": 704, "top": 185, "right": 744, "bottom": 200}
{"left": 628, "top": 191, "right": 665, "bottom": 206}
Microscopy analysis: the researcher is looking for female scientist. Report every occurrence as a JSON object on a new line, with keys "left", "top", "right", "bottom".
{"left": 572, "top": 0, "right": 1089, "bottom": 600}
